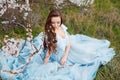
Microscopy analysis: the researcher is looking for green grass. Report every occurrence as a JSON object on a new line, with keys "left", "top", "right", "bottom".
{"left": 0, "top": 0, "right": 120, "bottom": 80}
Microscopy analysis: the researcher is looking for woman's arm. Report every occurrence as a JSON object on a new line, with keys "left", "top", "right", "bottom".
{"left": 60, "top": 39, "right": 71, "bottom": 65}
{"left": 44, "top": 50, "right": 51, "bottom": 64}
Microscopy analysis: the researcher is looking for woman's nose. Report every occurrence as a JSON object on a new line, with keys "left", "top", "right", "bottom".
{"left": 55, "top": 23, "right": 58, "bottom": 27}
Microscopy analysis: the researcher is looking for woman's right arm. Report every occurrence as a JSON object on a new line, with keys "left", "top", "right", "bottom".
{"left": 44, "top": 50, "right": 51, "bottom": 64}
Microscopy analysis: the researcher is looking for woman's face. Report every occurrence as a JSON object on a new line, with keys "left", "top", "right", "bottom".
{"left": 51, "top": 16, "right": 61, "bottom": 29}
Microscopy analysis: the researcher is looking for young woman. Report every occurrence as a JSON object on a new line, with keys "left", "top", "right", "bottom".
{"left": 43, "top": 9, "right": 115, "bottom": 65}
{"left": 43, "top": 9, "right": 70, "bottom": 65}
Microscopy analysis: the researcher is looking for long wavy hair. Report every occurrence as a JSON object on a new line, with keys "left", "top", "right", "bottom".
{"left": 44, "top": 9, "right": 63, "bottom": 54}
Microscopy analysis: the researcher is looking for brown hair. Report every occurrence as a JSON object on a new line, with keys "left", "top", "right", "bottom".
{"left": 44, "top": 9, "right": 63, "bottom": 54}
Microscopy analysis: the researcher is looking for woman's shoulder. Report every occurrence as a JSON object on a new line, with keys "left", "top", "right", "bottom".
{"left": 61, "top": 24, "right": 68, "bottom": 30}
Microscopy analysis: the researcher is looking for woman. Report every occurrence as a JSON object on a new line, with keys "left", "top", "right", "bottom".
{"left": 43, "top": 9, "right": 70, "bottom": 65}
{"left": 43, "top": 9, "right": 115, "bottom": 65}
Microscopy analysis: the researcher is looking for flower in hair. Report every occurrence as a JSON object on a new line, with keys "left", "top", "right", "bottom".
{"left": 48, "top": 41, "right": 50, "bottom": 44}
{"left": 48, "top": 30, "right": 50, "bottom": 32}
{"left": 53, "top": 39, "right": 54, "bottom": 41}
{"left": 49, "top": 26, "right": 52, "bottom": 28}
{"left": 52, "top": 30, "right": 54, "bottom": 33}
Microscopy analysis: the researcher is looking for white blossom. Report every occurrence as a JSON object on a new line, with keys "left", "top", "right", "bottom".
{"left": 54, "top": 0, "right": 64, "bottom": 8}
{"left": 26, "top": 37, "right": 32, "bottom": 41}
{"left": 68, "top": 0, "right": 94, "bottom": 6}
{"left": 1, "top": 21, "right": 9, "bottom": 24}
{"left": 23, "top": 12, "right": 29, "bottom": 20}
{"left": 0, "top": 0, "right": 31, "bottom": 17}
{"left": 2, "top": 38, "right": 20, "bottom": 57}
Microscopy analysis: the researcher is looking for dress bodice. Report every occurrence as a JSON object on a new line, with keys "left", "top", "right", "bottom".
{"left": 56, "top": 24, "right": 69, "bottom": 51}
{"left": 51, "top": 24, "right": 69, "bottom": 62}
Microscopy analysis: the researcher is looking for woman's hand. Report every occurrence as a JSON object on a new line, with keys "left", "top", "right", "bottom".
{"left": 44, "top": 57, "right": 49, "bottom": 64}
{"left": 44, "top": 50, "right": 51, "bottom": 64}
{"left": 60, "top": 56, "right": 67, "bottom": 65}
{"left": 60, "top": 38, "right": 70, "bottom": 65}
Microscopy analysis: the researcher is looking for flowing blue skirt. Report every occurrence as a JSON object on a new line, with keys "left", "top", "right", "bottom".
{"left": 0, "top": 33, "right": 115, "bottom": 80}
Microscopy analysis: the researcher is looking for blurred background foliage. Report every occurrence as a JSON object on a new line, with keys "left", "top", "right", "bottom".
{"left": 0, "top": 0, "right": 120, "bottom": 80}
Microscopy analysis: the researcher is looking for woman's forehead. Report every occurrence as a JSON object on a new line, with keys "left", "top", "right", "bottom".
{"left": 51, "top": 16, "right": 61, "bottom": 22}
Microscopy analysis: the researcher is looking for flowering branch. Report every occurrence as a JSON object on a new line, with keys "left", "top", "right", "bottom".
{"left": 0, "top": 22, "right": 44, "bottom": 75}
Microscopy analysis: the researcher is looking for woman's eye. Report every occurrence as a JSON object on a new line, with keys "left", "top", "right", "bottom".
{"left": 51, "top": 22, "right": 54, "bottom": 24}
{"left": 57, "top": 22, "right": 60, "bottom": 24}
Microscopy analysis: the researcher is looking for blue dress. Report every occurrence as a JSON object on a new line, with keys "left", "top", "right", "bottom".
{"left": 0, "top": 24, "right": 115, "bottom": 80}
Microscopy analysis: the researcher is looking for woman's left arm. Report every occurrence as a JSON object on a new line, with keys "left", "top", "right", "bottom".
{"left": 60, "top": 39, "right": 71, "bottom": 65}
